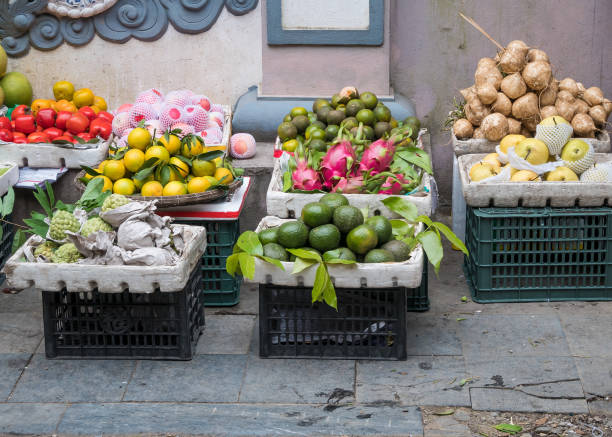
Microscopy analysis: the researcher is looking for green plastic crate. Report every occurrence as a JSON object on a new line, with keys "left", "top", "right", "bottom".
{"left": 464, "top": 206, "right": 612, "bottom": 303}
{"left": 407, "top": 255, "right": 429, "bottom": 311}
{"left": 172, "top": 219, "right": 241, "bottom": 306}
{"left": 0, "top": 216, "right": 15, "bottom": 285}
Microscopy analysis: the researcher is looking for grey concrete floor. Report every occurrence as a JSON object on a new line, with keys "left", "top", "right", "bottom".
{"left": 0, "top": 220, "right": 611, "bottom": 435}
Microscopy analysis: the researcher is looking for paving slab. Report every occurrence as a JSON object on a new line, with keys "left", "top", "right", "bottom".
{"left": 470, "top": 387, "right": 589, "bottom": 414}
{"left": 205, "top": 282, "right": 259, "bottom": 316}
{"left": 57, "top": 402, "right": 424, "bottom": 436}
{"left": 0, "top": 354, "right": 29, "bottom": 401}
{"left": 240, "top": 357, "right": 355, "bottom": 404}
{"left": 356, "top": 356, "right": 471, "bottom": 407}
{"left": 0, "top": 287, "right": 42, "bottom": 313}
{"left": 560, "top": 315, "right": 612, "bottom": 358}
{"left": 406, "top": 314, "right": 462, "bottom": 356}
{"left": 0, "top": 403, "right": 66, "bottom": 435}
{"left": 574, "top": 357, "right": 612, "bottom": 398}
{"left": 0, "top": 311, "right": 42, "bottom": 353}
{"left": 458, "top": 314, "right": 570, "bottom": 358}
{"left": 588, "top": 399, "right": 612, "bottom": 416}
{"left": 124, "top": 354, "right": 247, "bottom": 402}
{"left": 197, "top": 315, "right": 256, "bottom": 354}
{"left": 9, "top": 353, "right": 135, "bottom": 402}
{"left": 423, "top": 413, "right": 472, "bottom": 437}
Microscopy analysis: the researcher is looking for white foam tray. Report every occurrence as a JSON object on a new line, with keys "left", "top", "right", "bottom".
{"left": 2, "top": 224, "right": 206, "bottom": 293}
{"left": 0, "top": 162, "right": 19, "bottom": 197}
{"left": 458, "top": 153, "right": 612, "bottom": 207}
{"left": 452, "top": 129, "right": 611, "bottom": 156}
{"left": 249, "top": 216, "right": 424, "bottom": 289}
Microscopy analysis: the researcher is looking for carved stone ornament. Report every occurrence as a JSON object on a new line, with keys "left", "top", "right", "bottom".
{"left": 1, "top": 0, "right": 258, "bottom": 57}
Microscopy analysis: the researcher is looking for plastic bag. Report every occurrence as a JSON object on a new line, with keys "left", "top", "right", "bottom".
{"left": 471, "top": 164, "right": 512, "bottom": 183}
{"left": 507, "top": 147, "right": 563, "bottom": 174}
{"left": 494, "top": 145, "right": 509, "bottom": 164}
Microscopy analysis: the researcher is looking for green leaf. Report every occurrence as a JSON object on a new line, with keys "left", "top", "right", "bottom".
{"left": 238, "top": 252, "right": 255, "bottom": 279}
{"left": 23, "top": 218, "right": 49, "bottom": 237}
{"left": 417, "top": 230, "right": 443, "bottom": 275}
{"left": 415, "top": 214, "right": 434, "bottom": 228}
{"left": 390, "top": 219, "right": 412, "bottom": 238}
{"left": 226, "top": 253, "right": 240, "bottom": 277}
{"left": 159, "top": 165, "right": 171, "bottom": 187}
{"left": 311, "top": 263, "right": 328, "bottom": 303}
{"left": 173, "top": 155, "right": 192, "bottom": 166}
{"left": 395, "top": 147, "right": 433, "bottom": 174}
{"left": 360, "top": 207, "right": 369, "bottom": 221}
{"left": 73, "top": 135, "right": 85, "bottom": 145}
{"left": 324, "top": 258, "right": 357, "bottom": 265}
{"left": 292, "top": 257, "right": 317, "bottom": 274}
{"left": 194, "top": 150, "right": 224, "bottom": 161}
{"left": 1, "top": 187, "right": 15, "bottom": 218}
{"left": 432, "top": 409, "right": 455, "bottom": 416}
{"left": 55, "top": 200, "right": 75, "bottom": 213}
{"left": 45, "top": 182, "right": 55, "bottom": 209}
{"left": 282, "top": 171, "right": 292, "bottom": 192}
{"left": 142, "top": 157, "right": 160, "bottom": 169}
{"left": 493, "top": 424, "right": 522, "bottom": 434}
{"left": 12, "top": 230, "right": 27, "bottom": 254}
{"left": 381, "top": 197, "right": 418, "bottom": 222}
{"left": 258, "top": 255, "right": 286, "bottom": 270}
{"left": 33, "top": 186, "right": 52, "bottom": 218}
{"left": 78, "top": 177, "right": 105, "bottom": 207}
{"left": 287, "top": 248, "right": 322, "bottom": 263}
{"left": 432, "top": 221, "right": 469, "bottom": 256}
{"left": 236, "top": 231, "right": 263, "bottom": 256}
{"left": 81, "top": 165, "right": 101, "bottom": 177}
{"left": 133, "top": 164, "right": 157, "bottom": 181}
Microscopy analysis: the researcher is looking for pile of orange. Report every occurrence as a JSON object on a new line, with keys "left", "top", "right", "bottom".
{"left": 30, "top": 80, "right": 108, "bottom": 116}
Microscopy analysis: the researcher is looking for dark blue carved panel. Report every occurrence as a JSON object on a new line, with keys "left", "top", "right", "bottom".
{"left": 0, "top": 0, "right": 258, "bottom": 57}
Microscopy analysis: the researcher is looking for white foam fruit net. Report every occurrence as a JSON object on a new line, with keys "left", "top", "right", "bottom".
{"left": 128, "top": 103, "right": 158, "bottom": 127}
{"left": 210, "top": 104, "right": 224, "bottom": 115}
{"left": 135, "top": 88, "right": 164, "bottom": 105}
{"left": 201, "top": 127, "right": 222, "bottom": 144}
{"left": 580, "top": 163, "right": 612, "bottom": 182}
{"left": 535, "top": 124, "right": 574, "bottom": 156}
{"left": 561, "top": 142, "right": 594, "bottom": 175}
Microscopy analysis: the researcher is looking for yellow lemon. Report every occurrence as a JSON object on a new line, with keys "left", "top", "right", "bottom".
{"left": 127, "top": 127, "right": 152, "bottom": 151}
{"left": 113, "top": 178, "right": 135, "bottom": 195}
{"left": 140, "top": 180, "right": 163, "bottom": 197}
{"left": 133, "top": 174, "right": 154, "bottom": 190}
{"left": 187, "top": 177, "right": 212, "bottom": 194}
{"left": 157, "top": 134, "right": 181, "bottom": 155}
{"left": 162, "top": 181, "right": 187, "bottom": 196}
{"left": 191, "top": 158, "right": 216, "bottom": 177}
{"left": 214, "top": 167, "right": 233, "bottom": 185}
{"left": 169, "top": 156, "right": 190, "bottom": 177}
{"left": 181, "top": 136, "right": 203, "bottom": 158}
{"left": 124, "top": 149, "right": 145, "bottom": 173}
{"left": 93, "top": 96, "right": 107, "bottom": 111}
{"left": 213, "top": 157, "right": 223, "bottom": 167}
{"left": 53, "top": 81, "right": 75, "bottom": 101}
{"left": 92, "top": 175, "right": 112, "bottom": 192}
{"left": 144, "top": 145, "right": 170, "bottom": 165}
{"left": 73, "top": 88, "right": 94, "bottom": 108}
{"left": 103, "top": 160, "right": 126, "bottom": 181}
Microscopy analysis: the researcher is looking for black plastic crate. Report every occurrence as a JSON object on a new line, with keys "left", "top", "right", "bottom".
{"left": 0, "top": 216, "right": 15, "bottom": 285}
{"left": 172, "top": 219, "right": 241, "bottom": 306}
{"left": 259, "top": 284, "right": 407, "bottom": 360}
{"left": 464, "top": 206, "right": 612, "bottom": 303}
{"left": 407, "top": 255, "right": 429, "bottom": 311}
{"left": 42, "top": 261, "right": 205, "bottom": 360}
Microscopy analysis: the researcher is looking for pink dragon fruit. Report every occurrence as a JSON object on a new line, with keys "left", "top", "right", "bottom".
{"left": 358, "top": 138, "right": 395, "bottom": 176}
{"left": 292, "top": 160, "right": 322, "bottom": 191}
{"left": 320, "top": 141, "right": 356, "bottom": 188}
{"left": 332, "top": 174, "right": 364, "bottom": 194}
{"left": 379, "top": 174, "right": 412, "bottom": 195}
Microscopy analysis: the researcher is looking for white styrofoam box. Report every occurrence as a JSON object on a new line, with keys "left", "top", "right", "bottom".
{"left": 0, "top": 138, "right": 111, "bottom": 169}
{"left": 249, "top": 216, "right": 424, "bottom": 289}
{"left": 451, "top": 155, "right": 466, "bottom": 243}
{"left": 0, "top": 162, "right": 19, "bottom": 197}
{"left": 210, "top": 104, "right": 232, "bottom": 149}
{"left": 459, "top": 153, "right": 612, "bottom": 207}
{"left": 452, "top": 129, "right": 611, "bottom": 156}
{"left": 2, "top": 224, "right": 206, "bottom": 293}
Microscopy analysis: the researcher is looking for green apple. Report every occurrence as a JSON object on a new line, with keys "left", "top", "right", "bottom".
{"left": 545, "top": 166, "right": 578, "bottom": 181}
{"left": 499, "top": 134, "right": 526, "bottom": 154}
{"left": 514, "top": 138, "right": 549, "bottom": 165}
{"left": 469, "top": 161, "right": 498, "bottom": 182}
{"left": 539, "top": 116, "right": 570, "bottom": 126}
{"left": 561, "top": 139, "right": 590, "bottom": 162}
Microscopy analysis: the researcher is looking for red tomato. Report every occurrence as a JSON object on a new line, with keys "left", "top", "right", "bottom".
{"left": 13, "top": 137, "right": 27, "bottom": 144}
{"left": 43, "top": 127, "right": 63, "bottom": 141}
{"left": 75, "top": 132, "right": 93, "bottom": 141}
{"left": 36, "top": 108, "right": 57, "bottom": 129}
{"left": 54, "top": 135, "right": 75, "bottom": 143}
{"left": 0, "top": 129, "right": 14, "bottom": 142}
{"left": 96, "top": 111, "right": 114, "bottom": 123}
{"left": 27, "top": 132, "right": 50, "bottom": 143}
{"left": 55, "top": 111, "right": 73, "bottom": 130}
{"left": 0, "top": 117, "right": 11, "bottom": 130}
{"left": 12, "top": 131, "right": 26, "bottom": 139}
{"left": 62, "top": 131, "right": 74, "bottom": 139}
{"left": 14, "top": 115, "right": 36, "bottom": 134}
{"left": 66, "top": 113, "right": 90, "bottom": 134}
{"left": 89, "top": 118, "right": 112, "bottom": 140}
{"left": 11, "top": 105, "right": 30, "bottom": 120}
{"left": 78, "top": 106, "right": 97, "bottom": 122}
{"left": 36, "top": 125, "right": 44, "bottom": 132}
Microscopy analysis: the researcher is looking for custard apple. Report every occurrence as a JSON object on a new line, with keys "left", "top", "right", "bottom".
{"left": 50, "top": 243, "right": 82, "bottom": 263}
{"left": 81, "top": 217, "right": 112, "bottom": 237}
{"left": 49, "top": 210, "right": 81, "bottom": 240}
{"left": 34, "top": 241, "right": 58, "bottom": 259}
{"left": 101, "top": 194, "right": 130, "bottom": 212}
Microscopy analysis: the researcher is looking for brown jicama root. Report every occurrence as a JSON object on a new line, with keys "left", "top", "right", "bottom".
{"left": 475, "top": 60, "right": 503, "bottom": 90}
{"left": 522, "top": 116, "right": 540, "bottom": 132}
{"left": 465, "top": 97, "right": 491, "bottom": 126}
{"left": 453, "top": 118, "right": 474, "bottom": 139}
{"left": 555, "top": 98, "right": 576, "bottom": 122}
{"left": 476, "top": 82, "right": 498, "bottom": 105}
{"left": 520, "top": 127, "right": 533, "bottom": 137}
{"left": 527, "top": 48, "right": 549, "bottom": 63}
{"left": 557, "top": 90, "right": 576, "bottom": 103}
{"left": 501, "top": 73, "right": 527, "bottom": 99}
{"left": 492, "top": 92, "right": 512, "bottom": 116}
{"left": 499, "top": 40, "right": 529, "bottom": 73}
{"left": 539, "top": 79, "right": 558, "bottom": 106}
{"left": 571, "top": 113, "right": 596, "bottom": 137}
{"left": 588, "top": 105, "right": 607, "bottom": 127}
{"left": 512, "top": 92, "right": 539, "bottom": 120}
{"left": 481, "top": 113, "right": 509, "bottom": 141}
{"left": 574, "top": 99, "right": 590, "bottom": 115}
{"left": 583, "top": 87, "right": 604, "bottom": 106}
{"left": 460, "top": 86, "right": 477, "bottom": 103}
{"left": 522, "top": 61, "right": 552, "bottom": 91}
{"left": 507, "top": 117, "right": 522, "bottom": 134}
{"left": 540, "top": 105, "right": 558, "bottom": 119}
{"left": 473, "top": 127, "right": 485, "bottom": 139}
{"left": 559, "top": 78, "right": 580, "bottom": 97}
{"left": 603, "top": 99, "right": 612, "bottom": 117}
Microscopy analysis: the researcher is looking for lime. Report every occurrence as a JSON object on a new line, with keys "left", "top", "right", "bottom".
{"left": 332, "top": 205, "right": 364, "bottom": 233}
{"left": 290, "top": 107, "right": 308, "bottom": 118}
{"left": 263, "top": 243, "right": 289, "bottom": 261}
{"left": 282, "top": 139, "right": 299, "bottom": 152}
{"left": 278, "top": 122, "right": 297, "bottom": 141}
{"left": 326, "top": 110, "right": 345, "bottom": 126}
{"left": 311, "top": 120, "right": 326, "bottom": 130}
{"left": 312, "top": 99, "right": 330, "bottom": 113}
{"left": 307, "top": 112, "right": 318, "bottom": 124}
{"left": 317, "top": 106, "right": 331, "bottom": 123}
{"left": 335, "top": 104, "right": 346, "bottom": 116}
{"left": 389, "top": 118, "right": 399, "bottom": 129}
{"left": 373, "top": 105, "right": 391, "bottom": 122}
{"left": 277, "top": 221, "right": 309, "bottom": 248}
{"left": 341, "top": 117, "right": 358, "bottom": 131}
{"left": 404, "top": 116, "right": 421, "bottom": 139}
{"left": 283, "top": 114, "right": 292, "bottom": 122}
{"left": 306, "top": 128, "right": 325, "bottom": 141}
{"left": 380, "top": 239, "right": 412, "bottom": 262}
{"left": 356, "top": 109, "right": 375, "bottom": 126}
{"left": 325, "top": 125, "right": 340, "bottom": 141}
{"left": 331, "top": 93, "right": 342, "bottom": 108}
{"left": 363, "top": 125, "right": 375, "bottom": 140}
{"left": 320, "top": 192, "right": 349, "bottom": 211}
{"left": 364, "top": 249, "right": 394, "bottom": 263}
{"left": 309, "top": 224, "right": 341, "bottom": 252}
{"left": 365, "top": 216, "right": 392, "bottom": 245}
{"left": 374, "top": 121, "right": 391, "bottom": 138}
{"left": 360, "top": 91, "right": 378, "bottom": 109}
{"left": 323, "top": 247, "right": 356, "bottom": 262}
{"left": 346, "top": 225, "right": 379, "bottom": 255}
{"left": 345, "top": 99, "right": 365, "bottom": 117}
{"left": 259, "top": 228, "right": 279, "bottom": 245}
{"left": 301, "top": 202, "right": 333, "bottom": 227}
{"left": 291, "top": 115, "right": 309, "bottom": 133}
{"left": 308, "top": 138, "right": 327, "bottom": 152}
